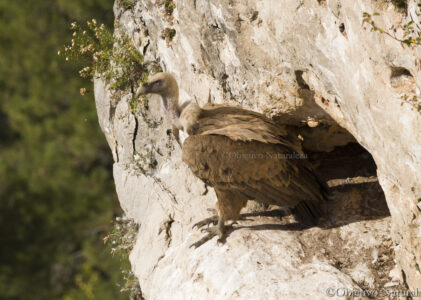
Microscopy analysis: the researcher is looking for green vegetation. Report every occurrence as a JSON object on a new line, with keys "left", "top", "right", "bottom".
{"left": 161, "top": 28, "right": 177, "bottom": 46}
{"left": 163, "top": 0, "right": 176, "bottom": 17}
{"left": 157, "top": 0, "right": 176, "bottom": 22}
{"left": 157, "top": 0, "right": 176, "bottom": 47}
{"left": 392, "top": 0, "right": 407, "bottom": 11}
{"left": 119, "top": 0, "right": 135, "bottom": 10}
{"left": 61, "top": 20, "right": 146, "bottom": 95}
{"left": 61, "top": 19, "right": 161, "bottom": 114}
{"left": 362, "top": 3, "right": 421, "bottom": 113}
{"left": 362, "top": 4, "right": 421, "bottom": 47}
{"left": 104, "top": 215, "right": 141, "bottom": 299}
{"left": 0, "top": 1, "right": 132, "bottom": 299}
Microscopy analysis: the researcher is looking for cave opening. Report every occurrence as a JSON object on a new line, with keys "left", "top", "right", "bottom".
{"left": 298, "top": 124, "right": 390, "bottom": 226}
{"left": 265, "top": 70, "right": 393, "bottom": 227}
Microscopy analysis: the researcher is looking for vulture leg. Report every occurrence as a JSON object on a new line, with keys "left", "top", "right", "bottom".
{"left": 172, "top": 125, "right": 181, "bottom": 147}
{"left": 190, "top": 188, "right": 248, "bottom": 248}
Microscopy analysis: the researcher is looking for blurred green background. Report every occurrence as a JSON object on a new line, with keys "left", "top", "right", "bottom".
{"left": 0, "top": 1, "right": 129, "bottom": 299}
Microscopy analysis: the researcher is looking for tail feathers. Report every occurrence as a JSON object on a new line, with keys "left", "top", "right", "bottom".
{"left": 292, "top": 200, "right": 325, "bottom": 226}
{"left": 291, "top": 164, "right": 329, "bottom": 226}
{"left": 302, "top": 162, "right": 330, "bottom": 201}
{"left": 315, "top": 172, "right": 330, "bottom": 201}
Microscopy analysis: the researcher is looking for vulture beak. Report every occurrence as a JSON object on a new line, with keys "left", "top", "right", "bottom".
{"left": 136, "top": 82, "right": 150, "bottom": 97}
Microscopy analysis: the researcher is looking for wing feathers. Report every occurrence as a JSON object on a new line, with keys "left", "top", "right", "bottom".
{"left": 192, "top": 106, "right": 301, "bottom": 149}
{"left": 182, "top": 135, "right": 325, "bottom": 211}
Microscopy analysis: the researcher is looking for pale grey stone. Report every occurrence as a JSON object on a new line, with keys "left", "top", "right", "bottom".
{"left": 94, "top": 0, "right": 421, "bottom": 297}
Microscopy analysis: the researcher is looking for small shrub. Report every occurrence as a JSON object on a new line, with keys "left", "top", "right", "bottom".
{"left": 119, "top": 0, "right": 135, "bottom": 9}
{"left": 59, "top": 20, "right": 160, "bottom": 100}
{"left": 157, "top": 0, "right": 176, "bottom": 22}
{"left": 362, "top": 3, "right": 421, "bottom": 47}
{"left": 161, "top": 28, "right": 176, "bottom": 46}
{"left": 163, "top": 0, "right": 176, "bottom": 16}
{"left": 392, "top": 0, "right": 407, "bottom": 11}
{"left": 104, "top": 215, "right": 142, "bottom": 300}
{"left": 104, "top": 215, "right": 138, "bottom": 257}
{"left": 362, "top": 5, "right": 421, "bottom": 113}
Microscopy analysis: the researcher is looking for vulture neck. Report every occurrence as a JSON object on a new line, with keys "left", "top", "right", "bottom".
{"left": 161, "top": 90, "right": 180, "bottom": 124}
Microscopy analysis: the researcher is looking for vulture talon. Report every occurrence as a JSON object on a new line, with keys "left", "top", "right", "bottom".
{"left": 189, "top": 231, "right": 218, "bottom": 248}
{"left": 191, "top": 225, "right": 229, "bottom": 248}
{"left": 192, "top": 216, "right": 218, "bottom": 229}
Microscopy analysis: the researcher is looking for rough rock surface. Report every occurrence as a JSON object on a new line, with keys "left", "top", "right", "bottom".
{"left": 95, "top": 0, "right": 421, "bottom": 298}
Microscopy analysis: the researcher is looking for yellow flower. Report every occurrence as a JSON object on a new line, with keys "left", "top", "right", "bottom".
{"left": 80, "top": 88, "right": 87, "bottom": 96}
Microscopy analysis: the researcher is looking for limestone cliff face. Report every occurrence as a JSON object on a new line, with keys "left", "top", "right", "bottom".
{"left": 95, "top": 0, "right": 421, "bottom": 298}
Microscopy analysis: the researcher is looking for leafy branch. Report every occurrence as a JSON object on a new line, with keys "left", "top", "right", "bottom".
{"left": 362, "top": 3, "right": 421, "bottom": 47}
{"left": 104, "top": 215, "right": 143, "bottom": 300}
{"left": 59, "top": 20, "right": 160, "bottom": 99}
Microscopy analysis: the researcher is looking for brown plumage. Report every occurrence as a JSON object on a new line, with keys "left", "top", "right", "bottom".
{"left": 137, "top": 72, "right": 327, "bottom": 247}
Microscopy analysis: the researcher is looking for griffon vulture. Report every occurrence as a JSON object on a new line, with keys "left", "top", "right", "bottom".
{"left": 137, "top": 72, "right": 327, "bottom": 247}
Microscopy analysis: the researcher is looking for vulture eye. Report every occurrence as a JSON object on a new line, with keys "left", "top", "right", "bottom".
{"left": 154, "top": 80, "right": 162, "bottom": 87}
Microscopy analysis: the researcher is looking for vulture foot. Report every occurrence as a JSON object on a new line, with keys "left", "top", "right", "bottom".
{"left": 190, "top": 221, "right": 230, "bottom": 248}
{"left": 192, "top": 215, "right": 219, "bottom": 229}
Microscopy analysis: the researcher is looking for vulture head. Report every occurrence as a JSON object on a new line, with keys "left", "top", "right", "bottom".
{"left": 136, "top": 72, "right": 179, "bottom": 100}
{"left": 136, "top": 72, "right": 183, "bottom": 139}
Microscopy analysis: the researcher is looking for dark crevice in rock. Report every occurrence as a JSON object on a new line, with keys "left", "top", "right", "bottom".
{"left": 390, "top": 66, "right": 412, "bottom": 79}
{"left": 401, "top": 269, "right": 414, "bottom": 300}
{"left": 250, "top": 11, "right": 259, "bottom": 22}
{"left": 159, "top": 214, "right": 175, "bottom": 247}
{"left": 131, "top": 161, "right": 178, "bottom": 204}
{"left": 143, "top": 38, "right": 150, "bottom": 56}
{"left": 151, "top": 175, "right": 178, "bottom": 204}
{"left": 220, "top": 72, "right": 231, "bottom": 95}
{"left": 295, "top": 70, "right": 310, "bottom": 90}
{"left": 334, "top": 97, "right": 341, "bottom": 108}
{"left": 108, "top": 100, "right": 119, "bottom": 162}
{"left": 132, "top": 115, "right": 139, "bottom": 154}
{"left": 152, "top": 254, "right": 166, "bottom": 273}
{"left": 339, "top": 23, "right": 347, "bottom": 38}
{"left": 115, "top": 140, "right": 120, "bottom": 162}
